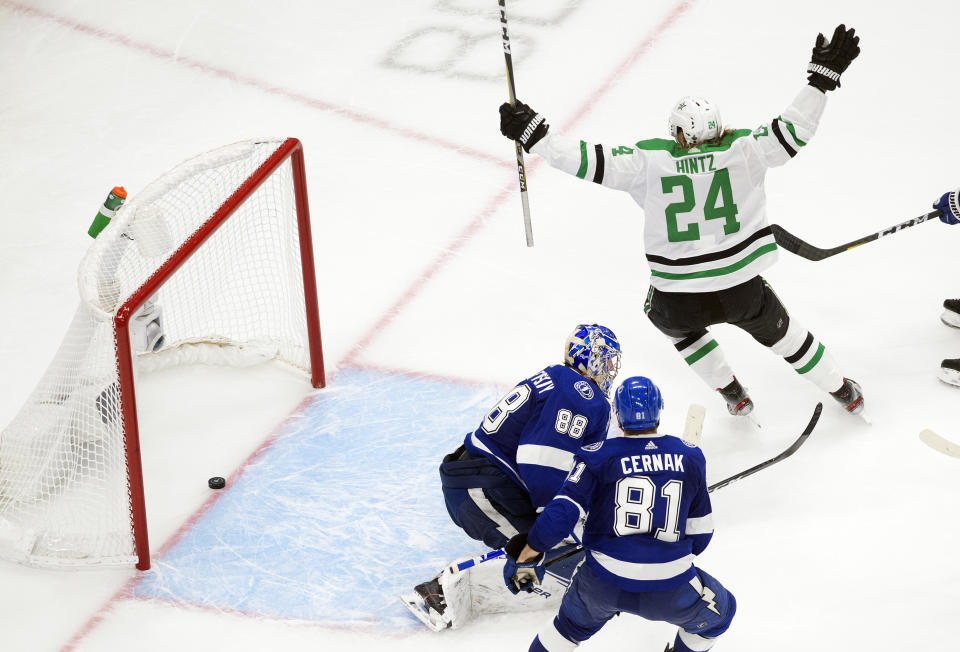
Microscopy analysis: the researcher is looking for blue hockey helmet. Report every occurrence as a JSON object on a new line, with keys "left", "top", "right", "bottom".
{"left": 564, "top": 324, "right": 621, "bottom": 395}
{"left": 614, "top": 376, "right": 664, "bottom": 431}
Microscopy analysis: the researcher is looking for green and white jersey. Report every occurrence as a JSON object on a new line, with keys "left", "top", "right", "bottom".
{"left": 531, "top": 85, "right": 827, "bottom": 292}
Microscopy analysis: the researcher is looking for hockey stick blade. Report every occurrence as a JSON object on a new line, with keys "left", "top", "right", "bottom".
{"left": 682, "top": 403, "right": 706, "bottom": 446}
{"left": 708, "top": 402, "right": 822, "bottom": 492}
{"left": 919, "top": 429, "right": 960, "bottom": 459}
{"left": 771, "top": 210, "right": 941, "bottom": 262}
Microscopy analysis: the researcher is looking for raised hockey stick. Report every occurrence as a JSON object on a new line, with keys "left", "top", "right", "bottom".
{"left": 498, "top": 0, "right": 535, "bottom": 247}
{"left": 771, "top": 210, "right": 941, "bottom": 261}
{"left": 919, "top": 429, "right": 960, "bottom": 458}
{"left": 707, "top": 402, "right": 822, "bottom": 491}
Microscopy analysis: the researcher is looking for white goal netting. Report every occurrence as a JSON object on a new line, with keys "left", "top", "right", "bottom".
{"left": 0, "top": 139, "right": 315, "bottom": 568}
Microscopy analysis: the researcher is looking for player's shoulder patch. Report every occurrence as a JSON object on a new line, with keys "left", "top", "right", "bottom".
{"left": 573, "top": 380, "right": 595, "bottom": 400}
{"left": 582, "top": 440, "right": 604, "bottom": 452}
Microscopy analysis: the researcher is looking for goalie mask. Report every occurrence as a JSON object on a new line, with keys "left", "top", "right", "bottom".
{"left": 564, "top": 324, "right": 621, "bottom": 395}
{"left": 668, "top": 96, "right": 722, "bottom": 146}
{"left": 614, "top": 376, "right": 664, "bottom": 431}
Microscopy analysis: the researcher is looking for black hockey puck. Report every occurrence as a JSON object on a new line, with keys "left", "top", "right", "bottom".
{"left": 208, "top": 476, "right": 226, "bottom": 490}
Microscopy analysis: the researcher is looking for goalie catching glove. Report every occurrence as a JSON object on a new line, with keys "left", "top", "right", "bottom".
{"left": 934, "top": 189, "right": 960, "bottom": 225}
{"left": 499, "top": 101, "right": 549, "bottom": 153}
{"left": 502, "top": 533, "right": 545, "bottom": 594}
{"left": 807, "top": 24, "right": 860, "bottom": 92}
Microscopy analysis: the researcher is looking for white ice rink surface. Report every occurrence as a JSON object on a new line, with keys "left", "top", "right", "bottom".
{"left": 2, "top": 1, "right": 960, "bottom": 651}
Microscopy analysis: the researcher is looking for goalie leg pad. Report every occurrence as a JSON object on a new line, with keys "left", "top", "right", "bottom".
{"left": 402, "top": 546, "right": 584, "bottom": 632}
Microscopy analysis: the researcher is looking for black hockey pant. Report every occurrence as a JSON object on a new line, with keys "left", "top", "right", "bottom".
{"left": 644, "top": 275, "right": 844, "bottom": 393}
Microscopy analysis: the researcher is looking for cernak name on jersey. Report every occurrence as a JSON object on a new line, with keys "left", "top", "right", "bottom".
{"left": 619, "top": 453, "right": 685, "bottom": 476}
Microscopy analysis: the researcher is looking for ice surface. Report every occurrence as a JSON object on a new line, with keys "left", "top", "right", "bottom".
{"left": 2, "top": 0, "right": 960, "bottom": 651}
{"left": 133, "top": 369, "right": 499, "bottom": 630}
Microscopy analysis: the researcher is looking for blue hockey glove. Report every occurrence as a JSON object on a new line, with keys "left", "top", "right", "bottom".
{"left": 934, "top": 190, "right": 960, "bottom": 225}
{"left": 502, "top": 533, "right": 545, "bottom": 594}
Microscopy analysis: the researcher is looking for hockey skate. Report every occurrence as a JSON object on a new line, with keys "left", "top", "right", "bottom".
{"left": 942, "top": 299, "right": 960, "bottom": 329}
{"left": 939, "top": 359, "right": 960, "bottom": 387}
{"left": 400, "top": 576, "right": 452, "bottom": 631}
{"left": 717, "top": 377, "right": 754, "bottom": 417}
{"left": 400, "top": 548, "right": 573, "bottom": 631}
{"left": 830, "top": 378, "right": 864, "bottom": 414}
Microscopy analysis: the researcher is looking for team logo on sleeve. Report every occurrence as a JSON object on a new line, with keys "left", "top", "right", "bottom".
{"left": 582, "top": 441, "right": 603, "bottom": 452}
{"left": 574, "top": 380, "right": 595, "bottom": 400}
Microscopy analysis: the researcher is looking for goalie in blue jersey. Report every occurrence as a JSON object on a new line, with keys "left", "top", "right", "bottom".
{"left": 503, "top": 376, "right": 735, "bottom": 652}
{"left": 401, "top": 324, "right": 621, "bottom": 631}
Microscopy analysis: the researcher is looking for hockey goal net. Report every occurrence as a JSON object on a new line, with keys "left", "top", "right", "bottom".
{"left": 0, "top": 138, "right": 324, "bottom": 570}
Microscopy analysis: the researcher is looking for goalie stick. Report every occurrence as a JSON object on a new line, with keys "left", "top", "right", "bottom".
{"left": 771, "top": 209, "right": 941, "bottom": 261}
{"left": 443, "top": 540, "right": 582, "bottom": 575}
{"left": 919, "top": 429, "right": 960, "bottom": 459}
{"left": 497, "top": 0, "right": 535, "bottom": 247}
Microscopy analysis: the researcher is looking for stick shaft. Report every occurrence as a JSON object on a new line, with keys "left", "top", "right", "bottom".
{"left": 498, "top": 0, "right": 534, "bottom": 247}
{"left": 772, "top": 210, "right": 941, "bottom": 261}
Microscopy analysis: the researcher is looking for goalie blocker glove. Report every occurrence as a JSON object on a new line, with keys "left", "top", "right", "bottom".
{"left": 807, "top": 24, "right": 860, "bottom": 92}
{"left": 934, "top": 189, "right": 960, "bottom": 225}
{"left": 502, "top": 533, "right": 545, "bottom": 594}
{"left": 499, "top": 100, "right": 549, "bottom": 153}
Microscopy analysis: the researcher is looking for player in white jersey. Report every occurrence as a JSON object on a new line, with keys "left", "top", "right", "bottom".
{"left": 499, "top": 25, "right": 865, "bottom": 418}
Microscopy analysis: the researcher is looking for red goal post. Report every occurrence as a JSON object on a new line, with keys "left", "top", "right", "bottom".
{"left": 0, "top": 138, "right": 324, "bottom": 570}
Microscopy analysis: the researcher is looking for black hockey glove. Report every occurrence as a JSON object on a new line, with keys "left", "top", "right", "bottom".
{"left": 499, "top": 101, "right": 549, "bottom": 153}
{"left": 502, "top": 533, "right": 545, "bottom": 594}
{"left": 807, "top": 24, "right": 860, "bottom": 92}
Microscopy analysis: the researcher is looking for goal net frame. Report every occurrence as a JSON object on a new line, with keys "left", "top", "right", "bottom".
{"left": 119, "top": 137, "right": 324, "bottom": 569}
{"left": 0, "top": 137, "right": 324, "bottom": 570}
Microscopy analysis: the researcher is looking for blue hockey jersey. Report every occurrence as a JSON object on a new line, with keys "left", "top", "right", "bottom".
{"left": 527, "top": 432, "right": 713, "bottom": 592}
{"left": 463, "top": 364, "right": 611, "bottom": 508}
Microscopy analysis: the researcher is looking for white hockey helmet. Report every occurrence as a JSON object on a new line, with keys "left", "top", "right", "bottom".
{"left": 668, "top": 96, "right": 722, "bottom": 146}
